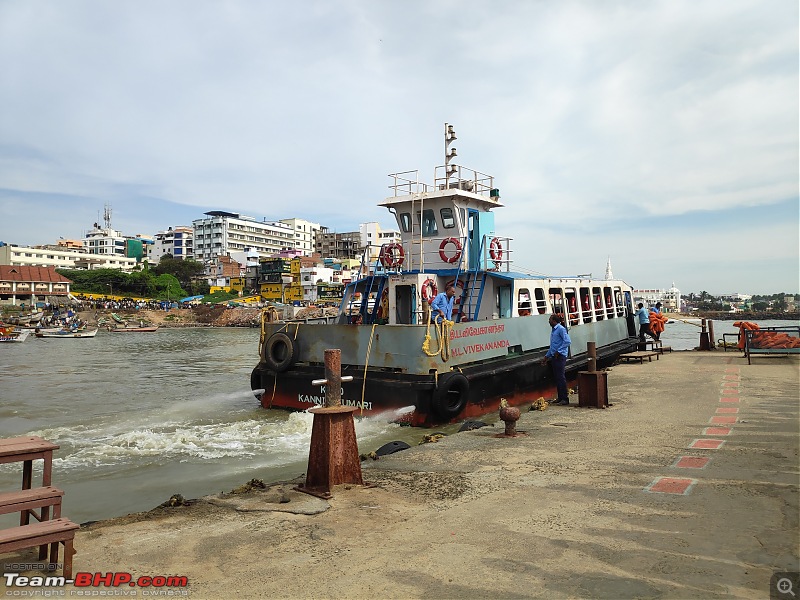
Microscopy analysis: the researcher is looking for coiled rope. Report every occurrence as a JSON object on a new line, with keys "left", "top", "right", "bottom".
{"left": 422, "top": 317, "right": 453, "bottom": 361}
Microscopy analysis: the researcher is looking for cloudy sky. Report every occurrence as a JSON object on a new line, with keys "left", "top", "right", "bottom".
{"left": 1, "top": 0, "right": 797, "bottom": 295}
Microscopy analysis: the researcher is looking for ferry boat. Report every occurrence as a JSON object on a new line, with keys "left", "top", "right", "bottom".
{"left": 251, "top": 124, "right": 638, "bottom": 426}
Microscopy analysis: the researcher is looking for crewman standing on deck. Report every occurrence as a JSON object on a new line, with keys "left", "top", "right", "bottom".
{"left": 636, "top": 302, "right": 655, "bottom": 342}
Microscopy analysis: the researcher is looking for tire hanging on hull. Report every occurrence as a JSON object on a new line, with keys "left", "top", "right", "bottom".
{"left": 262, "top": 332, "right": 299, "bottom": 372}
{"left": 431, "top": 372, "right": 469, "bottom": 420}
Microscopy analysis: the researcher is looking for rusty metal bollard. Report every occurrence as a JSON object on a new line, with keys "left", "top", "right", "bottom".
{"left": 699, "top": 319, "right": 711, "bottom": 351}
{"left": 578, "top": 341, "right": 609, "bottom": 408}
{"left": 296, "top": 349, "right": 364, "bottom": 499}
{"left": 495, "top": 399, "right": 525, "bottom": 437}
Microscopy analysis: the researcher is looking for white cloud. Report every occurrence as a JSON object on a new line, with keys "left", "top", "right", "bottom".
{"left": 0, "top": 0, "right": 796, "bottom": 292}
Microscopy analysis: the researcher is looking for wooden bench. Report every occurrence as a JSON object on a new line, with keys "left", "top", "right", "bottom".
{"left": 618, "top": 351, "right": 660, "bottom": 364}
{"left": 0, "top": 518, "right": 78, "bottom": 578}
{"left": 0, "top": 487, "right": 65, "bottom": 561}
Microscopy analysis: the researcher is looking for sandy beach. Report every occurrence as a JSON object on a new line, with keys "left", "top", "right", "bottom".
{"left": 2, "top": 350, "right": 798, "bottom": 599}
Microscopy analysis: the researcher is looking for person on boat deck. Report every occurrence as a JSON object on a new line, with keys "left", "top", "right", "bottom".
{"left": 541, "top": 314, "right": 571, "bottom": 406}
{"left": 430, "top": 284, "right": 456, "bottom": 323}
{"left": 636, "top": 302, "right": 655, "bottom": 342}
{"left": 652, "top": 302, "right": 662, "bottom": 314}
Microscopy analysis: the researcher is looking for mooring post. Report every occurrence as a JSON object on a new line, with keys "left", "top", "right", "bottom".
{"left": 578, "top": 341, "right": 609, "bottom": 408}
{"left": 699, "top": 319, "right": 711, "bottom": 351}
{"left": 297, "top": 349, "right": 364, "bottom": 499}
{"left": 708, "top": 320, "right": 716, "bottom": 350}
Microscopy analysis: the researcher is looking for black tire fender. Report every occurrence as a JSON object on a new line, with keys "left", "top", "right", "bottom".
{"left": 431, "top": 372, "right": 469, "bottom": 420}
{"left": 262, "top": 332, "right": 299, "bottom": 372}
{"left": 250, "top": 366, "right": 263, "bottom": 400}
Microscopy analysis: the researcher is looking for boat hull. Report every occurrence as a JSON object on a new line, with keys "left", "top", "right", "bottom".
{"left": 251, "top": 327, "right": 636, "bottom": 426}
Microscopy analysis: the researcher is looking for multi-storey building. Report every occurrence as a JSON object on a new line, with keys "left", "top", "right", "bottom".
{"left": 360, "top": 222, "right": 401, "bottom": 263}
{"left": 0, "top": 265, "right": 72, "bottom": 306}
{"left": 192, "top": 211, "right": 295, "bottom": 263}
{"left": 151, "top": 226, "right": 194, "bottom": 263}
{"left": 633, "top": 283, "right": 682, "bottom": 312}
{"left": 280, "top": 218, "right": 320, "bottom": 256}
{"left": 0, "top": 242, "right": 137, "bottom": 271}
{"left": 315, "top": 227, "right": 361, "bottom": 260}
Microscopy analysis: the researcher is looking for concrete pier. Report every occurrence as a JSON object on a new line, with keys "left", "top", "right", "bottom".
{"left": 2, "top": 352, "right": 798, "bottom": 598}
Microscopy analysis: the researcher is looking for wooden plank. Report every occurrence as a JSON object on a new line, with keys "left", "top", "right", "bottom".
{"left": 0, "top": 437, "right": 59, "bottom": 456}
{"left": 0, "top": 518, "right": 78, "bottom": 545}
{"left": 0, "top": 487, "right": 63, "bottom": 517}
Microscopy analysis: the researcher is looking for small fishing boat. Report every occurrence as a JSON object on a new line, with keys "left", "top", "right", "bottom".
{"left": 35, "top": 328, "right": 99, "bottom": 339}
{"left": 0, "top": 327, "right": 30, "bottom": 343}
{"left": 250, "top": 124, "right": 639, "bottom": 426}
{"left": 107, "top": 325, "right": 159, "bottom": 332}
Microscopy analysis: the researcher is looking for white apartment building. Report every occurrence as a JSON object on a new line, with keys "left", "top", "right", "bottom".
{"left": 360, "top": 222, "right": 401, "bottom": 262}
{"left": 280, "top": 218, "right": 320, "bottom": 256}
{"left": 83, "top": 225, "right": 128, "bottom": 257}
{"left": 633, "top": 283, "right": 682, "bottom": 312}
{"left": 0, "top": 243, "right": 137, "bottom": 271}
{"left": 299, "top": 266, "right": 337, "bottom": 302}
{"left": 193, "top": 211, "right": 296, "bottom": 263}
{"left": 151, "top": 226, "right": 194, "bottom": 263}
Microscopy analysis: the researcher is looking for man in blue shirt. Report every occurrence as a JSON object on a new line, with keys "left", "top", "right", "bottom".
{"left": 636, "top": 302, "right": 654, "bottom": 342}
{"left": 430, "top": 284, "right": 456, "bottom": 323}
{"left": 541, "top": 314, "right": 571, "bottom": 406}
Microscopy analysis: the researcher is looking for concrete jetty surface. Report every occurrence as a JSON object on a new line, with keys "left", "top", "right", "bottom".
{"left": 2, "top": 351, "right": 798, "bottom": 599}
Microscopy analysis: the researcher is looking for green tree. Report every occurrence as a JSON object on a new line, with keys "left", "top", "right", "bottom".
{"left": 153, "top": 257, "right": 206, "bottom": 295}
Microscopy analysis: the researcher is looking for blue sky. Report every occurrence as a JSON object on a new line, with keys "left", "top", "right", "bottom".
{"left": 0, "top": 0, "right": 797, "bottom": 295}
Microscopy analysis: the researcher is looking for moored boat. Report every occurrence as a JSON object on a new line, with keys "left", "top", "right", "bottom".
{"left": 0, "top": 326, "right": 30, "bottom": 343}
{"left": 35, "top": 328, "right": 99, "bottom": 339}
{"left": 107, "top": 325, "right": 159, "bottom": 332}
{"left": 250, "top": 125, "right": 639, "bottom": 426}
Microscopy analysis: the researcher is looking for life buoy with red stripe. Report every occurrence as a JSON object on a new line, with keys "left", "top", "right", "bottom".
{"left": 379, "top": 243, "right": 405, "bottom": 269}
{"left": 489, "top": 237, "right": 503, "bottom": 264}
{"left": 421, "top": 279, "right": 438, "bottom": 303}
{"left": 439, "top": 238, "right": 462, "bottom": 263}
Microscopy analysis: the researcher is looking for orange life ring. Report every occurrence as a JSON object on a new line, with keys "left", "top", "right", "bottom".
{"left": 438, "top": 238, "right": 462, "bottom": 263}
{"left": 421, "top": 279, "right": 438, "bottom": 303}
{"left": 489, "top": 237, "right": 503, "bottom": 264}
{"left": 379, "top": 243, "right": 405, "bottom": 269}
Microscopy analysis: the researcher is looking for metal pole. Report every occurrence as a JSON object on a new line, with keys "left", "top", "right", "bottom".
{"left": 323, "top": 349, "right": 342, "bottom": 407}
{"left": 587, "top": 341, "right": 597, "bottom": 373}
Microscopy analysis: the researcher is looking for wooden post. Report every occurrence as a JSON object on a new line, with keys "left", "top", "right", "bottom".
{"left": 708, "top": 320, "right": 716, "bottom": 349}
{"left": 578, "top": 341, "right": 608, "bottom": 408}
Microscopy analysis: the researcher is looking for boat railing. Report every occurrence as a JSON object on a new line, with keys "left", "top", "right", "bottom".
{"left": 388, "top": 170, "right": 433, "bottom": 196}
{"left": 482, "top": 235, "right": 511, "bottom": 272}
{"left": 433, "top": 165, "right": 495, "bottom": 197}
{"left": 388, "top": 166, "right": 496, "bottom": 199}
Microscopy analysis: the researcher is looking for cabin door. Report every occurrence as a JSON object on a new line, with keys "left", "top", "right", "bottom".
{"left": 395, "top": 285, "right": 415, "bottom": 325}
{"left": 624, "top": 291, "right": 636, "bottom": 336}
{"left": 498, "top": 285, "right": 512, "bottom": 318}
{"left": 467, "top": 209, "right": 479, "bottom": 270}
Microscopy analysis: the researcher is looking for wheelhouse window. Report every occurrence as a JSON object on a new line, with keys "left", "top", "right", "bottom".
{"left": 398, "top": 213, "right": 412, "bottom": 233}
{"left": 440, "top": 207, "right": 456, "bottom": 229}
{"left": 416, "top": 209, "right": 438, "bottom": 237}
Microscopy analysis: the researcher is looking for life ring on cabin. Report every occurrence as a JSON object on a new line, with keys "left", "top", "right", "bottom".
{"left": 379, "top": 243, "right": 405, "bottom": 269}
{"left": 438, "top": 238, "right": 462, "bottom": 263}
{"left": 262, "top": 332, "right": 300, "bottom": 373}
{"left": 489, "top": 237, "right": 503, "bottom": 264}
{"left": 431, "top": 372, "right": 469, "bottom": 420}
{"left": 582, "top": 295, "right": 590, "bottom": 311}
{"left": 421, "top": 279, "right": 438, "bottom": 304}
{"left": 595, "top": 295, "right": 602, "bottom": 309}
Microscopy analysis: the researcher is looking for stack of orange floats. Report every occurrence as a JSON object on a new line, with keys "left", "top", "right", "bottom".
{"left": 733, "top": 321, "right": 759, "bottom": 349}
{"left": 649, "top": 311, "right": 668, "bottom": 339}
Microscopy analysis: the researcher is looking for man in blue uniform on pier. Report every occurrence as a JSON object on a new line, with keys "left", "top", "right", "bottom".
{"left": 541, "top": 314, "right": 571, "bottom": 406}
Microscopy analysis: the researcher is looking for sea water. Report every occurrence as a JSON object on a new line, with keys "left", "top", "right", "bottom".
{"left": 0, "top": 319, "right": 796, "bottom": 524}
